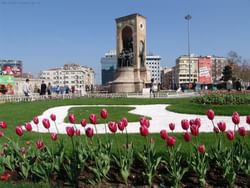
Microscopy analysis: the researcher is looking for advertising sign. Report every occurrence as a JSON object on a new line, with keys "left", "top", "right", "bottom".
{"left": 198, "top": 57, "right": 212, "bottom": 84}
{"left": 2, "top": 63, "right": 22, "bottom": 77}
{"left": 0, "top": 75, "right": 14, "bottom": 95}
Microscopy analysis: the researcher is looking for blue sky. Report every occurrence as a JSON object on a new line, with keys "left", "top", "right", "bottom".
{"left": 0, "top": 0, "right": 249, "bottom": 83}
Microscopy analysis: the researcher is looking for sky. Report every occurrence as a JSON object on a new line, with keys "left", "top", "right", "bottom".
{"left": 0, "top": 0, "right": 250, "bottom": 83}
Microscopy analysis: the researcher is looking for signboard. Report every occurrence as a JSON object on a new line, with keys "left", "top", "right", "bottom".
{"left": 198, "top": 57, "right": 212, "bottom": 84}
{"left": 2, "top": 63, "right": 22, "bottom": 77}
{"left": 0, "top": 75, "right": 14, "bottom": 95}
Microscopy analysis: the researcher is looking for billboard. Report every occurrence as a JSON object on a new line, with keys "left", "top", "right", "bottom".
{"left": 1, "top": 61, "right": 22, "bottom": 77}
{"left": 0, "top": 75, "right": 14, "bottom": 95}
{"left": 198, "top": 57, "right": 212, "bottom": 84}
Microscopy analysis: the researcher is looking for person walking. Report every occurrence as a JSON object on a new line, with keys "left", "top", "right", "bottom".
{"left": 47, "top": 82, "right": 52, "bottom": 99}
{"left": 23, "top": 78, "right": 31, "bottom": 100}
{"left": 40, "top": 80, "right": 47, "bottom": 97}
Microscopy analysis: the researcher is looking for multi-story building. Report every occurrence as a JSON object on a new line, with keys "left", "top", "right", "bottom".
{"left": 101, "top": 50, "right": 117, "bottom": 85}
{"left": 40, "top": 64, "right": 95, "bottom": 94}
{"left": 211, "top": 56, "right": 230, "bottom": 82}
{"left": 145, "top": 55, "right": 161, "bottom": 84}
{"left": 161, "top": 67, "right": 174, "bottom": 90}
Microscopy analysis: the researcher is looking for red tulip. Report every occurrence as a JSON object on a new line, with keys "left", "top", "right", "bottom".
{"left": 75, "top": 129, "right": 81, "bottom": 136}
{"left": 118, "top": 121, "right": 125, "bottom": 131}
{"left": 139, "top": 117, "right": 146, "bottom": 126}
{"left": 51, "top": 133, "right": 57, "bottom": 141}
{"left": 169, "top": 123, "right": 175, "bottom": 131}
{"left": 42, "top": 119, "right": 50, "bottom": 129}
{"left": 217, "top": 121, "right": 226, "bottom": 132}
{"left": 160, "top": 130, "right": 168, "bottom": 140}
{"left": 213, "top": 126, "right": 220, "bottom": 134}
{"left": 181, "top": 119, "right": 189, "bottom": 130}
{"left": 140, "top": 126, "right": 149, "bottom": 136}
{"left": 86, "top": 127, "right": 94, "bottom": 138}
{"left": 100, "top": 108, "right": 108, "bottom": 119}
{"left": 183, "top": 132, "right": 192, "bottom": 142}
{"left": 189, "top": 119, "right": 195, "bottom": 126}
{"left": 197, "top": 144, "right": 206, "bottom": 154}
{"left": 89, "top": 114, "right": 97, "bottom": 124}
{"left": 207, "top": 109, "right": 215, "bottom": 120}
{"left": 16, "top": 126, "right": 23, "bottom": 136}
{"left": 190, "top": 125, "right": 199, "bottom": 136}
{"left": 166, "top": 136, "right": 176, "bottom": 147}
{"left": 36, "top": 139, "right": 45, "bottom": 150}
{"left": 232, "top": 112, "right": 240, "bottom": 125}
{"left": 66, "top": 127, "right": 74, "bottom": 137}
{"left": 194, "top": 118, "right": 201, "bottom": 128}
{"left": 25, "top": 122, "right": 32, "bottom": 131}
{"left": 33, "top": 116, "right": 39, "bottom": 125}
{"left": 68, "top": 114, "right": 76, "bottom": 124}
{"left": 226, "top": 130, "right": 235, "bottom": 141}
{"left": 0, "top": 171, "right": 11, "bottom": 181}
{"left": 121, "top": 117, "right": 128, "bottom": 127}
{"left": 50, "top": 114, "right": 56, "bottom": 121}
{"left": 0, "top": 131, "right": 4, "bottom": 137}
{"left": 0, "top": 121, "right": 7, "bottom": 129}
{"left": 246, "top": 115, "right": 250, "bottom": 125}
{"left": 239, "top": 127, "right": 246, "bottom": 137}
{"left": 108, "top": 121, "right": 117, "bottom": 133}
{"left": 80, "top": 119, "right": 87, "bottom": 127}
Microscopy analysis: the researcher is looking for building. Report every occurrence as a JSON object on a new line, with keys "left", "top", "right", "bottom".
{"left": 161, "top": 67, "right": 174, "bottom": 90}
{"left": 40, "top": 64, "right": 95, "bottom": 95}
{"left": 145, "top": 55, "right": 161, "bottom": 84}
{"left": 211, "top": 56, "right": 230, "bottom": 83}
{"left": 0, "top": 59, "right": 23, "bottom": 77}
{"left": 101, "top": 49, "right": 117, "bottom": 85}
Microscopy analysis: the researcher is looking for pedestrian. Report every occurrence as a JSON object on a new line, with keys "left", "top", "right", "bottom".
{"left": 23, "top": 78, "right": 31, "bottom": 99}
{"left": 47, "top": 82, "right": 52, "bottom": 99}
{"left": 40, "top": 80, "right": 47, "bottom": 96}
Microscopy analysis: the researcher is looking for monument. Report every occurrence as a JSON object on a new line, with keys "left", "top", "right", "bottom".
{"left": 111, "top": 13, "right": 150, "bottom": 93}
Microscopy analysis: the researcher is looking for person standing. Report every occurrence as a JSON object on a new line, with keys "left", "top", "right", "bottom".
{"left": 40, "top": 80, "right": 47, "bottom": 96}
{"left": 23, "top": 78, "right": 31, "bottom": 98}
{"left": 47, "top": 82, "right": 52, "bottom": 99}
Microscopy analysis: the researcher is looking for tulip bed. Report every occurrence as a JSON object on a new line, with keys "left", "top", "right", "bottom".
{"left": 0, "top": 97, "right": 250, "bottom": 187}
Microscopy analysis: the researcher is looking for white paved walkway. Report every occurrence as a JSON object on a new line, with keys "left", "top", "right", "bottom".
{"left": 27, "top": 104, "right": 250, "bottom": 134}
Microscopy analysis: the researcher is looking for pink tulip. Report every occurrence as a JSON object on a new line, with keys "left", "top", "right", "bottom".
{"left": 140, "top": 126, "right": 149, "bottom": 136}
{"left": 0, "top": 131, "right": 4, "bottom": 137}
{"left": 42, "top": 119, "right": 50, "bottom": 129}
{"left": 181, "top": 119, "right": 189, "bottom": 130}
{"left": 183, "top": 132, "right": 192, "bottom": 142}
{"left": 51, "top": 133, "right": 57, "bottom": 141}
{"left": 213, "top": 127, "right": 220, "bottom": 134}
{"left": 166, "top": 136, "right": 176, "bottom": 147}
{"left": 232, "top": 112, "right": 240, "bottom": 125}
{"left": 50, "top": 114, "right": 56, "bottom": 121}
{"left": 239, "top": 127, "right": 246, "bottom": 137}
{"left": 25, "top": 122, "right": 32, "bottom": 131}
{"left": 68, "top": 114, "right": 76, "bottom": 124}
{"left": 66, "top": 127, "right": 74, "bottom": 137}
{"left": 197, "top": 144, "right": 206, "bottom": 153}
{"left": 86, "top": 127, "right": 94, "bottom": 138}
{"left": 0, "top": 121, "right": 7, "bottom": 129}
{"left": 139, "top": 117, "right": 146, "bottom": 126}
{"left": 190, "top": 125, "right": 199, "bottom": 136}
{"left": 100, "top": 108, "right": 108, "bottom": 119}
{"left": 189, "top": 119, "right": 195, "bottom": 126}
{"left": 118, "top": 121, "right": 125, "bottom": 131}
{"left": 207, "top": 109, "right": 215, "bottom": 120}
{"left": 194, "top": 118, "right": 201, "bottom": 128}
{"left": 169, "top": 123, "right": 175, "bottom": 131}
{"left": 226, "top": 130, "right": 235, "bottom": 141}
{"left": 80, "top": 119, "right": 87, "bottom": 127}
{"left": 75, "top": 129, "right": 81, "bottom": 136}
{"left": 217, "top": 121, "right": 226, "bottom": 132}
{"left": 139, "top": 117, "right": 150, "bottom": 128}
{"left": 160, "top": 129, "right": 168, "bottom": 140}
{"left": 33, "top": 117, "right": 39, "bottom": 125}
{"left": 16, "top": 126, "right": 23, "bottom": 136}
{"left": 36, "top": 139, "right": 45, "bottom": 150}
{"left": 246, "top": 115, "right": 250, "bottom": 125}
{"left": 89, "top": 114, "right": 97, "bottom": 124}
{"left": 121, "top": 117, "right": 128, "bottom": 127}
{"left": 108, "top": 121, "right": 117, "bottom": 133}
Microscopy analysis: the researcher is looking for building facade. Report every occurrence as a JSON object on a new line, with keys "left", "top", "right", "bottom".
{"left": 145, "top": 55, "right": 161, "bottom": 84}
{"left": 40, "top": 64, "right": 95, "bottom": 94}
{"left": 161, "top": 67, "right": 174, "bottom": 90}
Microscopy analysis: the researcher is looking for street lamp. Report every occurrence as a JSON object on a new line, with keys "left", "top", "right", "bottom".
{"left": 185, "top": 14, "right": 192, "bottom": 86}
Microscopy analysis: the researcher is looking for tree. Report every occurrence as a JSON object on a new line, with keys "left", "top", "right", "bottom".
{"left": 222, "top": 65, "right": 232, "bottom": 81}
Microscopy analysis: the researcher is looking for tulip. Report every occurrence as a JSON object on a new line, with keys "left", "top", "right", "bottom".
{"left": 100, "top": 108, "right": 108, "bottom": 119}
{"left": 51, "top": 133, "right": 58, "bottom": 141}
{"left": 181, "top": 119, "right": 189, "bottom": 130}
{"left": 0, "top": 121, "right": 7, "bottom": 129}
{"left": 36, "top": 139, "right": 45, "bottom": 150}
{"left": 169, "top": 123, "right": 175, "bottom": 131}
{"left": 33, "top": 116, "right": 39, "bottom": 125}
{"left": 80, "top": 119, "right": 87, "bottom": 127}
{"left": 213, "top": 127, "right": 220, "bottom": 134}
{"left": 166, "top": 136, "right": 176, "bottom": 147}
{"left": 86, "top": 127, "right": 94, "bottom": 138}
{"left": 121, "top": 117, "right": 128, "bottom": 127}
{"left": 0, "top": 131, "right": 4, "bottom": 137}
{"left": 190, "top": 125, "right": 199, "bottom": 136}
{"left": 25, "top": 122, "right": 32, "bottom": 131}
{"left": 118, "top": 121, "right": 125, "bottom": 131}
{"left": 139, "top": 117, "right": 146, "bottom": 126}
{"left": 197, "top": 144, "right": 206, "bottom": 154}
{"left": 217, "top": 121, "right": 226, "bottom": 132}
{"left": 68, "top": 114, "right": 76, "bottom": 124}
{"left": 232, "top": 112, "right": 240, "bottom": 125}
{"left": 140, "top": 126, "right": 149, "bottom": 136}
{"left": 0, "top": 171, "right": 11, "bottom": 181}
{"left": 183, "top": 132, "right": 192, "bottom": 142}
{"left": 16, "top": 126, "right": 23, "bottom": 136}
{"left": 239, "top": 127, "right": 246, "bottom": 137}
{"left": 108, "top": 121, "right": 117, "bottom": 133}
{"left": 20, "top": 147, "right": 27, "bottom": 156}
{"left": 50, "top": 114, "right": 56, "bottom": 121}
{"left": 206, "top": 109, "right": 215, "bottom": 120}
{"left": 160, "top": 129, "right": 168, "bottom": 140}
{"left": 89, "top": 114, "right": 97, "bottom": 124}
{"left": 66, "top": 127, "right": 74, "bottom": 137}
{"left": 246, "top": 115, "right": 250, "bottom": 125}
{"left": 75, "top": 129, "right": 81, "bottom": 136}
{"left": 194, "top": 118, "right": 201, "bottom": 128}
{"left": 226, "top": 130, "right": 235, "bottom": 141}
{"left": 42, "top": 119, "right": 50, "bottom": 129}
{"left": 189, "top": 119, "right": 195, "bottom": 126}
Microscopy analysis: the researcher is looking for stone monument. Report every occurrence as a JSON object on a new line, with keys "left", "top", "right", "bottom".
{"left": 111, "top": 13, "right": 150, "bottom": 93}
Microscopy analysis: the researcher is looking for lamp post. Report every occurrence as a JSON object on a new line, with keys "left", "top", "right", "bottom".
{"left": 185, "top": 14, "right": 192, "bottom": 86}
